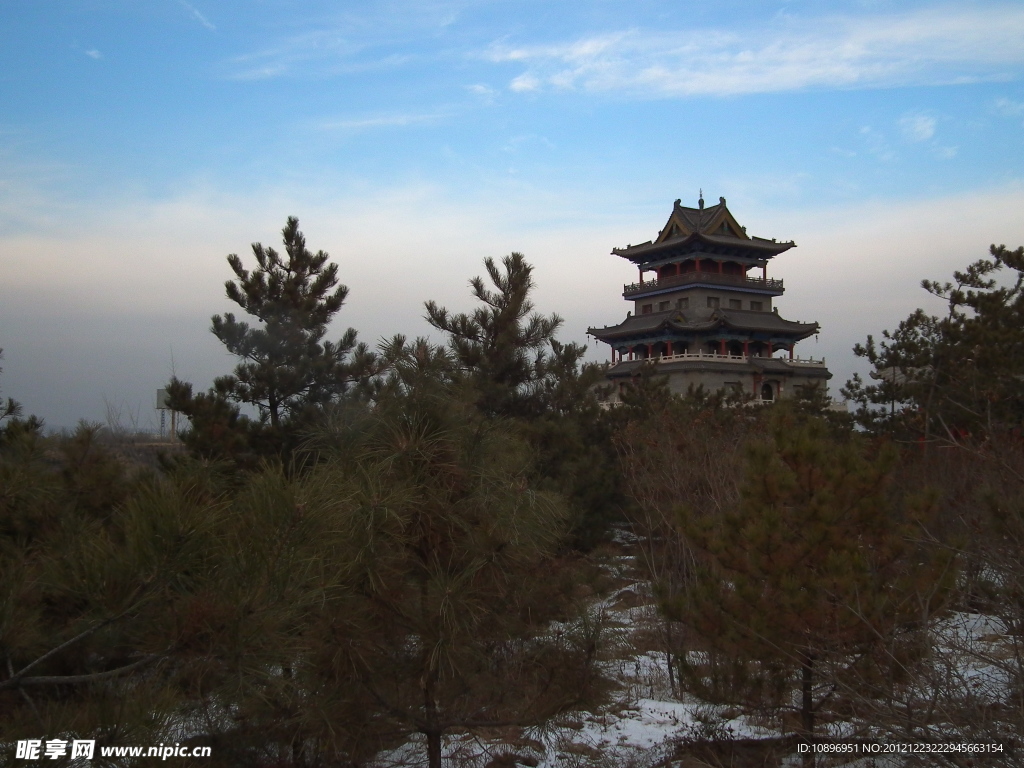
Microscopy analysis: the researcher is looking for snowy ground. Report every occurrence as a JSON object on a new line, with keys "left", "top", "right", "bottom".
{"left": 369, "top": 534, "right": 788, "bottom": 768}
{"left": 369, "top": 533, "right": 1019, "bottom": 768}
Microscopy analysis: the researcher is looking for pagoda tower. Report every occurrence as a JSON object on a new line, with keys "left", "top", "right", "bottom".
{"left": 588, "top": 195, "right": 831, "bottom": 402}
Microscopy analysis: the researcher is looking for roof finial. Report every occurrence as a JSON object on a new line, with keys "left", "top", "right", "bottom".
{"left": 698, "top": 189, "right": 704, "bottom": 210}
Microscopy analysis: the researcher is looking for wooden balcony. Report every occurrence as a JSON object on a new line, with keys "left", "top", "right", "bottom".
{"left": 623, "top": 272, "right": 784, "bottom": 298}
{"left": 609, "top": 352, "right": 827, "bottom": 367}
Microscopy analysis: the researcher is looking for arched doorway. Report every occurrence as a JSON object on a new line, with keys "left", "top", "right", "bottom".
{"left": 761, "top": 382, "right": 775, "bottom": 401}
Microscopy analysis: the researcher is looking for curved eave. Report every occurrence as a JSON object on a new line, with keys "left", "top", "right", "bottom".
{"left": 719, "top": 314, "right": 820, "bottom": 340}
{"left": 625, "top": 280, "right": 784, "bottom": 300}
{"left": 587, "top": 318, "right": 675, "bottom": 341}
{"left": 589, "top": 311, "right": 820, "bottom": 343}
{"left": 613, "top": 232, "right": 794, "bottom": 264}
{"left": 589, "top": 327, "right": 819, "bottom": 344}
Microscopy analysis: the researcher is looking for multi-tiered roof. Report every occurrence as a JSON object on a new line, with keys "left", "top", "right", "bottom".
{"left": 614, "top": 195, "right": 794, "bottom": 266}
{"left": 588, "top": 196, "right": 830, "bottom": 400}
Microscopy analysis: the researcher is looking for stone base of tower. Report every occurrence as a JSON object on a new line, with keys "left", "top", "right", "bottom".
{"left": 599, "top": 353, "right": 832, "bottom": 405}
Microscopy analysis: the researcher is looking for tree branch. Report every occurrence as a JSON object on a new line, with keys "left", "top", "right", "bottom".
{"left": 5, "top": 585, "right": 151, "bottom": 686}
{"left": 0, "top": 654, "right": 165, "bottom": 691}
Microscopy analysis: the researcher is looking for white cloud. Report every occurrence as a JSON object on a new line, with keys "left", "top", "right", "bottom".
{"left": 465, "top": 83, "right": 497, "bottom": 106}
{"left": 899, "top": 112, "right": 936, "bottom": 142}
{"left": 315, "top": 112, "right": 445, "bottom": 130}
{"left": 502, "top": 134, "right": 554, "bottom": 153}
{"left": 224, "top": 30, "right": 367, "bottom": 80}
{"left": 487, "top": 5, "right": 1024, "bottom": 97}
{"left": 858, "top": 125, "right": 895, "bottom": 162}
{"left": 509, "top": 72, "right": 540, "bottom": 92}
{"left": 228, "top": 49, "right": 412, "bottom": 81}
{"left": 178, "top": 1, "right": 215, "bottom": 31}
{"left": 85, "top": 49, "right": 102, "bottom": 60}
{"left": 995, "top": 96, "right": 1024, "bottom": 116}
{"left": 221, "top": 2, "right": 462, "bottom": 81}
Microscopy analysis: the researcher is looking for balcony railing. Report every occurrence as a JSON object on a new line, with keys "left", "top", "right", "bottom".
{"left": 610, "top": 351, "right": 826, "bottom": 367}
{"left": 623, "top": 272, "right": 784, "bottom": 297}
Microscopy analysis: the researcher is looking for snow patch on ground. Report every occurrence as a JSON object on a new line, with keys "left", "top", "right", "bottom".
{"left": 369, "top": 537, "right": 1018, "bottom": 767}
{"left": 369, "top": 538, "right": 784, "bottom": 768}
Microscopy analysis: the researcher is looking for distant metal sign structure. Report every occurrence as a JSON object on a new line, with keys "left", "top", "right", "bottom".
{"left": 156, "top": 388, "right": 177, "bottom": 441}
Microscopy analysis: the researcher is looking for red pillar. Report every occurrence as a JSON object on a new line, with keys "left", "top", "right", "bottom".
{"left": 789, "top": 345, "right": 794, "bottom": 360}
{"left": 646, "top": 344, "right": 653, "bottom": 359}
{"left": 675, "top": 262, "right": 681, "bottom": 276}
{"left": 639, "top": 267, "right": 644, "bottom": 284}
{"left": 743, "top": 340, "right": 749, "bottom": 358}
{"left": 762, "top": 265, "right": 767, "bottom": 280}
{"left": 695, "top": 259, "right": 701, "bottom": 273}
{"left": 719, "top": 340, "right": 726, "bottom": 356}
{"left": 628, "top": 346, "right": 634, "bottom": 360}
{"left": 718, "top": 261, "right": 723, "bottom": 274}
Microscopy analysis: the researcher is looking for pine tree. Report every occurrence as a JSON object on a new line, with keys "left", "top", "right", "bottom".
{"left": 667, "top": 408, "right": 954, "bottom": 753}
{"left": 0, "top": 349, "right": 19, "bottom": 425}
{"left": 302, "top": 391, "right": 603, "bottom": 768}
{"left": 2, "top": 432, "right": 383, "bottom": 765}
{"left": 843, "top": 244, "right": 1024, "bottom": 440}
{"left": 0, "top": 429, "right": 235, "bottom": 752}
{"left": 423, "top": 253, "right": 624, "bottom": 546}
{"left": 168, "top": 217, "right": 377, "bottom": 460}
{"left": 425, "top": 252, "right": 567, "bottom": 418}
{"left": 425, "top": 254, "right": 622, "bottom": 545}
{"left": 0, "top": 349, "right": 43, "bottom": 445}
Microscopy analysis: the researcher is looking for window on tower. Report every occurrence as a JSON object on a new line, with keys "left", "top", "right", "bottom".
{"left": 659, "top": 301, "right": 670, "bottom": 311}
{"left": 728, "top": 299, "right": 741, "bottom": 309}
{"left": 676, "top": 297, "right": 689, "bottom": 310}
{"left": 641, "top": 304, "right": 653, "bottom": 315}
{"left": 707, "top": 297, "right": 720, "bottom": 309}
{"left": 750, "top": 301, "right": 763, "bottom": 311}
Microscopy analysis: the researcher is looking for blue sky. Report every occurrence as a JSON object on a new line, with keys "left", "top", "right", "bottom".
{"left": 2, "top": 0, "right": 1024, "bottom": 428}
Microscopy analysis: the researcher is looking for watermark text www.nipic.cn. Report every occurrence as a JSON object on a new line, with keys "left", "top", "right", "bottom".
{"left": 15, "top": 740, "right": 212, "bottom": 760}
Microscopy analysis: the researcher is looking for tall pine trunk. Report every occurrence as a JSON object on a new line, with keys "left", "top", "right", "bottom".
{"left": 422, "top": 579, "right": 443, "bottom": 768}
{"left": 425, "top": 729, "right": 443, "bottom": 768}
{"left": 800, "top": 651, "right": 815, "bottom": 768}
